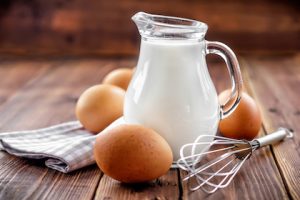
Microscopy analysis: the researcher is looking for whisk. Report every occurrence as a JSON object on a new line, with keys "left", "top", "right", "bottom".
{"left": 177, "top": 128, "right": 293, "bottom": 194}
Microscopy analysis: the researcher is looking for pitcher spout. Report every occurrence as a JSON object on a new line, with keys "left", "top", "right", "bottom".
{"left": 132, "top": 12, "right": 154, "bottom": 37}
{"left": 132, "top": 12, "right": 151, "bottom": 28}
{"left": 132, "top": 12, "right": 208, "bottom": 40}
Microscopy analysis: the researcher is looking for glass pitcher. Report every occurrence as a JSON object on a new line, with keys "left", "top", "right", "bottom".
{"left": 124, "top": 12, "right": 243, "bottom": 162}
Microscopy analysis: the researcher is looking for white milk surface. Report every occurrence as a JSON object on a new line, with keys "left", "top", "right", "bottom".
{"left": 124, "top": 39, "right": 220, "bottom": 161}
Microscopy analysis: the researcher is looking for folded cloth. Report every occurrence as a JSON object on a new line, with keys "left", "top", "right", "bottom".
{"left": 0, "top": 118, "right": 124, "bottom": 173}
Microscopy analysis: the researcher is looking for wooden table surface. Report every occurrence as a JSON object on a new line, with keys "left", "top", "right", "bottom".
{"left": 0, "top": 54, "right": 299, "bottom": 200}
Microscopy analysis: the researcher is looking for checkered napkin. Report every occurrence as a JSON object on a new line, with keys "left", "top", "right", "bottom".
{"left": 0, "top": 118, "right": 124, "bottom": 173}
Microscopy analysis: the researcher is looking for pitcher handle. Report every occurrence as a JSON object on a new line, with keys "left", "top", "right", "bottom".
{"left": 205, "top": 41, "right": 243, "bottom": 119}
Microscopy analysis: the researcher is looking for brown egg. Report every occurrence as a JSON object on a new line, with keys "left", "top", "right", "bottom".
{"left": 102, "top": 68, "right": 133, "bottom": 90}
{"left": 94, "top": 124, "right": 173, "bottom": 183}
{"left": 76, "top": 84, "right": 125, "bottom": 133}
{"left": 219, "top": 90, "right": 262, "bottom": 140}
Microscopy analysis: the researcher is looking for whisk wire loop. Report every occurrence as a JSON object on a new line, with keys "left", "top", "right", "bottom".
{"left": 177, "top": 134, "right": 264, "bottom": 193}
{"left": 188, "top": 158, "right": 235, "bottom": 191}
{"left": 182, "top": 145, "right": 252, "bottom": 181}
{"left": 178, "top": 128, "right": 292, "bottom": 194}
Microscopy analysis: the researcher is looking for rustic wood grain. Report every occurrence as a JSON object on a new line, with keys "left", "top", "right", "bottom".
{"left": 0, "top": 59, "right": 122, "bottom": 199}
{"left": 179, "top": 60, "right": 289, "bottom": 200}
{"left": 0, "top": 154, "right": 101, "bottom": 200}
{"left": 95, "top": 169, "right": 179, "bottom": 199}
{"left": 0, "top": 59, "right": 54, "bottom": 106}
{"left": 242, "top": 54, "right": 300, "bottom": 200}
{"left": 0, "top": 0, "right": 299, "bottom": 56}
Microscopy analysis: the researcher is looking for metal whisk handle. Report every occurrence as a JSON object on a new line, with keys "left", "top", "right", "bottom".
{"left": 254, "top": 128, "right": 293, "bottom": 147}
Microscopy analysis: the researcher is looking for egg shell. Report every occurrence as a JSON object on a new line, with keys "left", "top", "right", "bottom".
{"left": 219, "top": 90, "right": 262, "bottom": 140}
{"left": 94, "top": 124, "right": 173, "bottom": 183}
{"left": 76, "top": 84, "right": 125, "bottom": 133}
{"left": 102, "top": 68, "right": 133, "bottom": 90}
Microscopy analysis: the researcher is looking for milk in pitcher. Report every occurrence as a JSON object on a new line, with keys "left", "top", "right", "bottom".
{"left": 124, "top": 39, "right": 220, "bottom": 160}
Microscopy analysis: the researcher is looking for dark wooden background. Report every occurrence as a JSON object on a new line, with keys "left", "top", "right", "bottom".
{"left": 0, "top": 0, "right": 299, "bottom": 57}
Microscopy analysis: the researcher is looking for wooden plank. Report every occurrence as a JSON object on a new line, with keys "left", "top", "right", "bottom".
{"left": 242, "top": 54, "right": 300, "bottom": 200}
{"left": 179, "top": 60, "right": 289, "bottom": 199}
{"left": 0, "top": 0, "right": 299, "bottom": 56}
{"left": 0, "top": 154, "right": 101, "bottom": 200}
{"left": 95, "top": 169, "right": 179, "bottom": 199}
{"left": 0, "top": 59, "right": 53, "bottom": 106}
{"left": 0, "top": 59, "right": 124, "bottom": 199}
